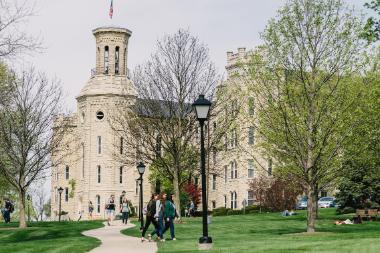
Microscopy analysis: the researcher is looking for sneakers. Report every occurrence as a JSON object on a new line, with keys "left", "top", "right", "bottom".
{"left": 141, "top": 237, "right": 145, "bottom": 242}
{"left": 160, "top": 239, "right": 166, "bottom": 242}
{"left": 107, "top": 221, "right": 110, "bottom": 226}
{"left": 172, "top": 238, "right": 176, "bottom": 241}
{"left": 148, "top": 234, "right": 152, "bottom": 242}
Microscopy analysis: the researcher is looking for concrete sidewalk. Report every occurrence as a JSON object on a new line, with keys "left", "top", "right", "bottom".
{"left": 83, "top": 220, "right": 157, "bottom": 253}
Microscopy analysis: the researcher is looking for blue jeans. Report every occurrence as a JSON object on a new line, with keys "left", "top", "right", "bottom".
{"left": 163, "top": 217, "right": 175, "bottom": 239}
{"left": 122, "top": 212, "right": 129, "bottom": 224}
{"left": 151, "top": 216, "right": 164, "bottom": 238}
{"left": 3, "top": 210, "right": 10, "bottom": 223}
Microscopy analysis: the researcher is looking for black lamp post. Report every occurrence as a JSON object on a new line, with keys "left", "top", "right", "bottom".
{"left": 58, "top": 187, "right": 64, "bottom": 222}
{"left": 137, "top": 162, "right": 146, "bottom": 231}
{"left": 192, "top": 94, "right": 213, "bottom": 247}
{"left": 27, "top": 194, "right": 31, "bottom": 223}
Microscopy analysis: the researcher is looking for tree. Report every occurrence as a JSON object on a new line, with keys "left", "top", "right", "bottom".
{"left": 0, "top": 0, "right": 41, "bottom": 58}
{"left": 362, "top": 0, "right": 380, "bottom": 43}
{"left": 336, "top": 48, "right": 380, "bottom": 210}
{"left": 43, "top": 198, "right": 51, "bottom": 219}
{"left": 245, "top": 0, "right": 365, "bottom": 232}
{"left": 110, "top": 29, "right": 218, "bottom": 217}
{"left": 0, "top": 69, "right": 68, "bottom": 228}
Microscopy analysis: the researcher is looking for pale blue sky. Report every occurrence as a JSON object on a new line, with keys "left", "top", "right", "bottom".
{"left": 25, "top": 0, "right": 366, "bottom": 110}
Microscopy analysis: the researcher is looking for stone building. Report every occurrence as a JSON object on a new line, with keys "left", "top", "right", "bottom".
{"left": 51, "top": 27, "right": 151, "bottom": 221}
{"left": 51, "top": 27, "right": 272, "bottom": 220}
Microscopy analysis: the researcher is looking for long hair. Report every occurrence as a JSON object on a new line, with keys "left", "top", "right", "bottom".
{"left": 160, "top": 192, "right": 167, "bottom": 202}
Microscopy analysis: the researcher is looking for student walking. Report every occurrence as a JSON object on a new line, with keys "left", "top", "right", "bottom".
{"left": 120, "top": 197, "right": 130, "bottom": 224}
{"left": 141, "top": 193, "right": 159, "bottom": 242}
{"left": 162, "top": 194, "right": 177, "bottom": 240}
{"left": 155, "top": 192, "right": 166, "bottom": 242}
{"left": 105, "top": 195, "right": 116, "bottom": 226}
{"left": 88, "top": 201, "right": 94, "bottom": 220}
{"left": 3, "top": 198, "right": 13, "bottom": 223}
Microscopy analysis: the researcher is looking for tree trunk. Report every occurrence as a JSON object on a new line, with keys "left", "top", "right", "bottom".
{"left": 306, "top": 185, "right": 317, "bottom": 233}
{"left": 18, "top": 189, "right": 27, "bottom": 228}
{"left": 173, "top": 168, "right": 182, "bottom": 219}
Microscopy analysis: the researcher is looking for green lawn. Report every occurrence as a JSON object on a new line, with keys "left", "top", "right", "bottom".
{"left": 122, "top": 209, "right": 380, "bottom": 253}
{"left": 0, "top": 221, "right": 104, "bottom": 253}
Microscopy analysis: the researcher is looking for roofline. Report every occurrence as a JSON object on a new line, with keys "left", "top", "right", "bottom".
{"left": 92, "top": 26, "right": 132, "bottom": 36}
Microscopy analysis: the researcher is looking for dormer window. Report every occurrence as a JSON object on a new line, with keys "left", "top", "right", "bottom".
{"left": 104, "top": 46, "right": 109, "bottom": 74}
{"left": 115, "top": 46, "right": 120, "bottom": 75}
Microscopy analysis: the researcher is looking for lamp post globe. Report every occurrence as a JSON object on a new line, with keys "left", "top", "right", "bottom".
{"left": 58, "top": 187, "right": 64, "bottom": 222}
{"left": 192, "top": 94, "right": 213, "bottom": 248}
{"left": 192, "top": 94, "right": 212, "bottom": 120}
{"left": 137, "top": 162, "right": 146, "bottom": 230}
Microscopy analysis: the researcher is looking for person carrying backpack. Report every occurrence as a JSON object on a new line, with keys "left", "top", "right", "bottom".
{"left": 162, "top": 194, "right": 177, "bottom": 240}
{"left": 4, "top": 198, "right": 13, "bottom": 223}
{"left": 141, "top": 193, "right": 160, "bottom": 242}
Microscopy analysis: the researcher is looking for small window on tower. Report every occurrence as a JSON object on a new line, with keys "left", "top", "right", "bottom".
{"left": 104, "top": 46, "right": 109, "bottom": 74}
{"left": 115, "top": 46, "right": 120, "bottom": 75}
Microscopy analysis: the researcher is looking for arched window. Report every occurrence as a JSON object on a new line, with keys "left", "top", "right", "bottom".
{"left": 234, "top": 160, "right": 238, "bottom": 178}
{"left": 96, "top": 195, "right": 101, "bottom": 213}
{"left": 65, "top": 166, "right": 69, "bottom": 180}
{"left": 115, "top": 46, "right": 120, "bottom": 74}
{"left": 104, "top": 46, "right": 109, "bottom": 74}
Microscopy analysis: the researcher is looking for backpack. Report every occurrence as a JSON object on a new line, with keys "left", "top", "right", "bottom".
{"left": 146, "top": 200, "right": 156, "bottom": 217}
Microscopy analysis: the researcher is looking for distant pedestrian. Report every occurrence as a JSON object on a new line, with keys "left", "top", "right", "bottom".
{"left": 3, "top": 198, "right": 14, "bottom": 223}
{"left": 141, "top": 193, "right": 160, "bottom": 242}
{"left": 105, "top": 195, "right": 116, "bottom": 226}
{"left": 162, "top": 194, "right": 177, "bottom": 240}
{"left": 120, "top": 197, "right": 130, "bottom": 224}
{"left": 155, "top": 192, "right": 166, "bottom": 242}
{"left": 189, "top": 200, "right": 195, "bottom": 217}
{"left": 89, "top": 201, "right": 94, "bottom": 220}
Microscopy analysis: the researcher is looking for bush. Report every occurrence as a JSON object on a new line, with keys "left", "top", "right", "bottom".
{"left": 193, "top": 210, "right": 212, "bottom": 217}
{"left": 213, "top": 207, "right": 230, "bottom": 216}
{"left": 227, "top": 209, "right": 242, "bottom": 215}
{"left": 336, "top": 206, "right": 355, "bottom": 214}
{"left": 243, "top": 205, "right": 259, "bottom": 214}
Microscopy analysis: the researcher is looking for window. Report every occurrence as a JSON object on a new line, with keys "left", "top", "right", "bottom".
{"left": 97, "top": 136, "right": 102, "bottom": 154}
{"left": 120, "top": 137, "right": 124, "bottom": 154}
{"left": 231, "top": 129, "right": 237, "bottom": 148}
{"left": 230, "top": 191, "right": 237, "bottom": 209}
{"left": 97, "top": 165, "right": 101, "bottom": 183}
{"left": 96, "top": 195, "right": 101, "bottom": 213}
{"left": 224, "top": 195, "right": 227, "bottom": 208}
{"left": 104, "top": 46, "right": 109, "bottom": 74}
{"left": 212, "top": 147, "right": 217, "bottom": 165}
{"left": 135, "top": 180, "right": 139, "bottom": 195}
{"left": 96, "top": 111, "right": 104, "bottom": 120}
{"left": 212, "top": 174, "right": 216, "bottom": 190}
{"left": 119, "top": 166, "right": 123, "bottom": 184}
{"left": 248, "top": 160, "right": 254, "bottom": 178}
{"left": 115, "top": 46, "right": 120, "bottom": 74}
{"left": 224, "top": 165, "right": 227, "bottom": 183}
{"left": 65, "top": 187, "right": 69, "bottom": 202}
{"left": 230, "top": 162, "right": 234, "bottom": 179}
{"left": 234, "top": 160, "right": 238, "bottom": 179}
{"left": 212, "top": 201, "right": 216, "bottom": 209}
{"left": 248, "top": 127, "right": 254, "bottom": 145}
{"left": 65, "top": 166, "right": 69, "bottom": 180}
{"left": 248, "top": 191, "right": 255, "bottom": 206}
{"left": 268, "top": 159, "right": 273, "bottom": 176}
{"left": 248, "top": 97, "right": 255, "bottom": 115}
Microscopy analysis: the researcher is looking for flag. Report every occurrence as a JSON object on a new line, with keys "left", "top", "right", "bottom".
{"left": 109, "top": 0, "right": 114, "bottom": 19}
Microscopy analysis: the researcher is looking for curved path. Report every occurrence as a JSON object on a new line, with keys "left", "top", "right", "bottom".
{"left": 83, "top": 220, "right": 157, "bottom": 253}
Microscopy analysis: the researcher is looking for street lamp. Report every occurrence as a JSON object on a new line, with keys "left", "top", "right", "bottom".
{"left": 27, "top": 194, "right": 31, "bottom": 223}
{"left": 192, "top": 94, "right": 213, "bottom": 248}
{"left": 58, "top": 187, "right": 64, "bottom": 222}
{"left": 137, "top": 162, "right": 146, "bottom": 231}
